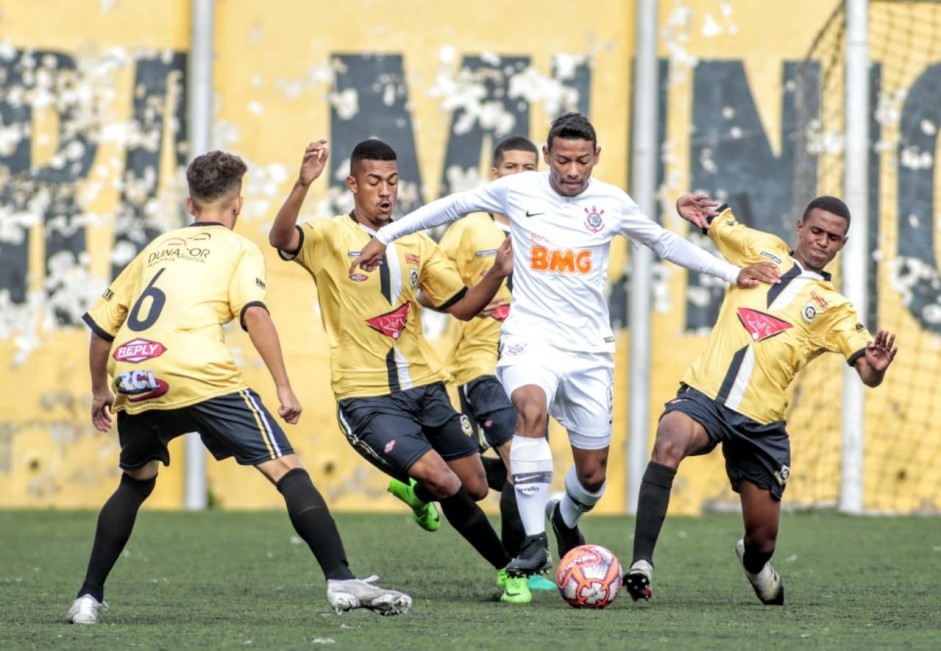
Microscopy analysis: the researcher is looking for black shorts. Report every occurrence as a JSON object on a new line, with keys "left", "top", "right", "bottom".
{"left": 117, "top": 389, "right": 294, "bottom": 470}
{"left": 662, "top": 385, "right": 791, "bottom": 501}
{"left": 336, "top": 382, "right": 478, "bottom": 482}
{"left": 458, "top": 375, "right": 516, "bottom": 452}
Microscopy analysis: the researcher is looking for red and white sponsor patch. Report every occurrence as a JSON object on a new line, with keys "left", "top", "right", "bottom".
{"left": 384, "top": 439, "right": 397, "bottom": 454}
{"left": 492, "top": 304, "right": 510, "bottom": 322}
{"left": 113, "top": 338, "right": 167, "bottom": 363}
{"left": 366, "top": 303, "right": 410, "bottom": 339}
{"left": 349, "top": 273, "right": 369, "bottom": 282}
{"left": 737, "top": 308, "right": 792, "bottom": 342}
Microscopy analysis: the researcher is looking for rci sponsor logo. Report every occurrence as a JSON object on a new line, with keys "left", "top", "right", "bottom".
{"left": 115, "top": 369, "right": 169, "bottom": 401}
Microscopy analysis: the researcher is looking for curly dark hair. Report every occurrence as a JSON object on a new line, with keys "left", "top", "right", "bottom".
{"left": 186, "top": 151, "right": 247, "bottom": 207}
{"left": 546, "top": 112, "right": 597, "bottom": 150}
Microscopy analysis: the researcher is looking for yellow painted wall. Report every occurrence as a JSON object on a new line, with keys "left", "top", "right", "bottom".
{"left": 1, "top": 0, "right": 937, "bottom": 515}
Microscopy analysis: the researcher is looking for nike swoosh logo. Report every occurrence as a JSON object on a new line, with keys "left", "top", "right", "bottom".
{"left": 525, "top": 210, "right": 544, "bottom": 217}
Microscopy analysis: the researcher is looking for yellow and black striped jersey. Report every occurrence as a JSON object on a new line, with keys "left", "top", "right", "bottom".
{"left": 437, "top": 212, "right": 511, "bottom": 386}
{"left": 681, "top": 206, "right": 872, "bottom": 424}
{"left": 283, "top": 214, "right": 467, "bottom": 399}
{"left": 83, "top": 222, "right": 266, "bottom": 414}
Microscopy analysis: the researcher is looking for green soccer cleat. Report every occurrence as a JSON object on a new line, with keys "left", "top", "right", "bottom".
{"left": 388, "top": 478, "right": 440, "bottom": 532}
{"left": 527, "top": 574, "right": 557, "bottom": 591}
{"left": 499, "top": 572, "right": 532, "bottom": 604}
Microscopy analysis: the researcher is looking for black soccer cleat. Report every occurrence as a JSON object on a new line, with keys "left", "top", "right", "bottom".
{"left": 545, "top": 498, "right": 586, "bottom": 560}
{"left": 624, "top": 560, "right": 653, "bottom": 601}
{"left": 505, "top": 533, "right": 552, "bottom": 577}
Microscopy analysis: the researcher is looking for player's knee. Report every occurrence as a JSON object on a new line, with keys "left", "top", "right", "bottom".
{"left": 514, "top": 402, "right": 547, "bottom": 432}
{"left": 650, "top": 434, "right": 687, "bottom": 467}
{"left": 464, "top": 479, "right": 489, "bottom": 501}
{"left": 575, "top": 468, "right": 606, "bottom": 492}
{"left": 414, "top": 467, "right": 462, "bottom": 500}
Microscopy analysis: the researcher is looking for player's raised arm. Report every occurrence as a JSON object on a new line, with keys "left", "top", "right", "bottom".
{"left": 619, "top": 196, "right": 780, "bottom": 288}
{"left": 350, "top": 181, "right": 508, "bottom": 275}
{"left": 269, "top": 139, "right": 329, "bottom": 254}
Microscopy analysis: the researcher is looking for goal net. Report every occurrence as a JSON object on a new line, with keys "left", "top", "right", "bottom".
{"left": 787, "top": 0, "right": 941, "bottom": 514}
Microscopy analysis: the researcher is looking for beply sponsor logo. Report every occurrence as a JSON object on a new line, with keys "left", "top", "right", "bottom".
{"left": 113, "top": 338, "right": 167, "bottom": 363}
{"left": 365, "top": 303, "right": 410, "bottom": 339}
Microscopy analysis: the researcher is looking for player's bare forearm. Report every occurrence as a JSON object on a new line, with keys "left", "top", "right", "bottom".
{"left": 268, "top": 184, "right": 307, "bottom": 251}
{"left": 89, "top": 332, "right": 115, "bottom": 431}
{"left": 244, "top": 306, "right": 302, "bottom": 423}
{"left": 244, "top": 306, "right": 292, "bottom": 390}
{"left": 269, "top": 140, "right": 328, "bottom": 252}
{"left": 447, "top": 266, "right": 508, "bottom": 321}
{"left": 89, "top": 332, "right": 112, "bottom": 395}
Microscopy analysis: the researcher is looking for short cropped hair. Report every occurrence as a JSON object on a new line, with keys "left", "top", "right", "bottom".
{"left": 803, "top": 195, "right": 851, "bottom": 228}
{"left": 186, "top": 151, "right": 247, "bottom": 206}
{"left": 350, "top": 138, "right": 397, "bottom": 174}
{"left": 546, "top": 112, "right": 597, "bottom": 149}
{"left": 492, "top": 135, "right": 538, "bottom": 167}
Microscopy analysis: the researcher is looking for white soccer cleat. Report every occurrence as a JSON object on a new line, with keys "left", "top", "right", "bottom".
{"left": 326, "top": 575, "right": 412, "bottom": 616}
{"left": 735, "top": 539, "right": 784, "bottom": 605}
{"left": 67, "top": 594, "right": 108, "bottom": 624}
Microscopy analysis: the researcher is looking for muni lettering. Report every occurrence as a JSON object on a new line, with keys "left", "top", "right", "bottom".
{"left": 530, "top": 245, "right": 592, "bottom": 274}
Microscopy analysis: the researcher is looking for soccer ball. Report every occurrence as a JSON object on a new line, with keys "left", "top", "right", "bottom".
{"left": 555, "top": 544, "right": 623, "bottom": 608}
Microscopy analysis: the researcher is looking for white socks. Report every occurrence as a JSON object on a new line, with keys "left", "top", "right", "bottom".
{"left": 559, "top": 464, "right": 604, "bottom": 528}
{"left": 509, "top": 434, "right": 553, "bottom": 536}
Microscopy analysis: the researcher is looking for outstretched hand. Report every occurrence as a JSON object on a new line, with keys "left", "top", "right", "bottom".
{"left": 297, "top": 139, "right": 330, "bottom": 188}
{"left": 864, "top": 329, "right": 898, "bottom": 373}
{"left": 736, "top": 261, "right": 781, "bottom": 288}
{"left": 677, "top": 193, "right": 720, "bottom": 230}
{"left": 351, "top": 237, "right": 387, "bottom": 274}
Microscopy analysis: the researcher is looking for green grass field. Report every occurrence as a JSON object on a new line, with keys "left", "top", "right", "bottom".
{"left": 2, "top": 509, "right": 938, "bottom": 650}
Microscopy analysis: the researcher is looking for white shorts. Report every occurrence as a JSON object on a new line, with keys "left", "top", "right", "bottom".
{"left": 496, "top": 340, "right": 613, "bottom": 450}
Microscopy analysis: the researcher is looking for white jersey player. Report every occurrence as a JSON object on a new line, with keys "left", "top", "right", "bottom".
{"left": 353, "top": 112, "right": 780, "bottom": 580}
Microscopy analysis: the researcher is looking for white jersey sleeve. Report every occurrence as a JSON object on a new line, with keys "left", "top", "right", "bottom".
{"left": 616, "top": 195, "right": 741, "bottom": 285}
{"left": 377, "top": 180, "right": 510, "bottom": 245}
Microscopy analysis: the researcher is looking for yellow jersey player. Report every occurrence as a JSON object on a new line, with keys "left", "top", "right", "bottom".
{"left": 268, "top": 138, "right": 533, "bottom": 604}
{"left": 68, "top": 151, "right": 410, "bottom": 625}
{"left": 625, "top": 196, "right": 898, "bottom": 605}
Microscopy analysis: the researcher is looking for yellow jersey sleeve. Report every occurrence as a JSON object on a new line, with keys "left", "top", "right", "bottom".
{"left": 416, "top": 234, "right": 467, "bottom": 308}
{"left": 84, "top": 258, "right": 139, "bottom": 340}
{"left": 707, "top": 207, "right": 790, "bottom": 269}
{"left": 228, "top": 242, "right": 268, "bottom": 329}
{"left": 823, "top": 302, "right": 872, "bottom": 364}
{"left": 438, "top": 221, "right": 475, "bottom": 285}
